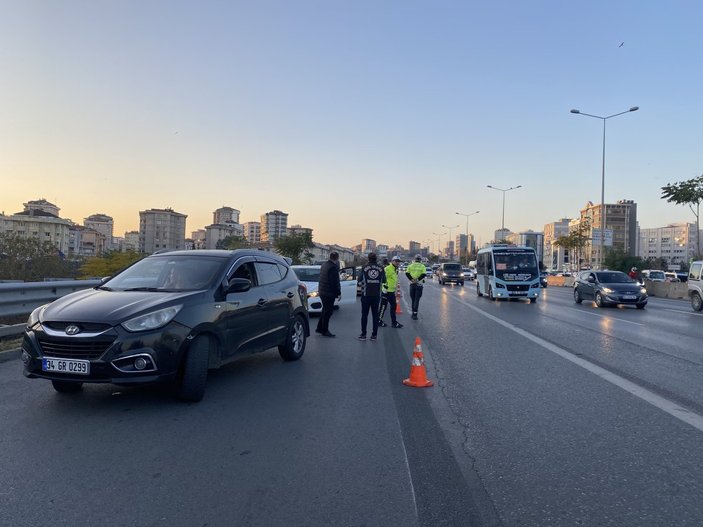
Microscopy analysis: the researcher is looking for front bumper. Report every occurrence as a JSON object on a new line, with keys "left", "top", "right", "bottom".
{"left": 22, "top": 321, "right": 191, "bottom": 384}
{"left": 602, "top": 292, "right": 648, "bottom": 305}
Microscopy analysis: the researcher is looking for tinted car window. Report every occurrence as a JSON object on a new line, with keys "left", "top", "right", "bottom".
{"left": 442, "top": 264, "right": 462, "bottom": 271}
{"left": 106, "top": 256, "right": 227, "bottom": 291}
{"left": 255, "top": 261, "right": 283, "bottom": 285}
{"left": 294, "top": 268, "right": 321, "bottom": 282}
{"left": 596, "top": 272, "right": 633, "bottom": 283}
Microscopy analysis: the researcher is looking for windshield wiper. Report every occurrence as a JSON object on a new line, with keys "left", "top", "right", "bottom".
{"left": 123, "top": 287, "right": 163, "bottom": 292}
{"left": 96, "top": 285, "right": 114, "bottom": 291}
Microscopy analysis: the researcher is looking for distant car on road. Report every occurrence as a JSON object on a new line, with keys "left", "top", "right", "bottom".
{"left": 22, "top": 250, "right": 310, "bottom": 402}
{"left": 642, "top": 269, "right": 666, "bottom": 282}
{"left": 438, "top": 262, "right": 464, "bottom": 286}
{"left": 540, "top": 271, "right": 548, "bottom": 288}
{"left": 462, "top": 267, "right": 476, "bottom": 281}
{"left": 292, "top": 265, "right": 357, "bottom": 314}
{"left": 573, "top": 270, "right": 647, "bottom": 309}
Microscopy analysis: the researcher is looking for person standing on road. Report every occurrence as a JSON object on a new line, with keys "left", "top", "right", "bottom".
{"left": 405, "top": 254, "right": 427, "bottom": 320}
{"left": 357, "top": 252, "right": 386, "bottom": 341}
{"left": 378, "top": 256, "right": 403, "bottom": 328}
{"left": 316, "top": 251, "right": 341, "bottom": 337}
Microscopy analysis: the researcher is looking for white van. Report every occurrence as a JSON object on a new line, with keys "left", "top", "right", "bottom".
{"left": 642, "top": 269, "right": 666, "bottom": 282}
{"left": 688, "top": 261, "right": 703, "bottom": 311}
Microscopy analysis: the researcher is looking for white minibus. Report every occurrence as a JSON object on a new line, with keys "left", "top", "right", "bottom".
{"left": 475, "top": 245, "right": 541, "bottom": 303}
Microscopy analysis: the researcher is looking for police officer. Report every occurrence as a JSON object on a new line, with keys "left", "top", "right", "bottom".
{"left": 405, "top": 254, "right": 427, "bottom": 320}
{"left": 357, "top": 253, "right": 386, "bottom": 341}
{"left": 378, "top": 256, "right": 403, "bottom": 328}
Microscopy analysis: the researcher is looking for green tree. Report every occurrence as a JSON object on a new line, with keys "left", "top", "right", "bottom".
{"left": 273, "top": 232, "right": 314, "bottom": 264}
{"left": 0, "top": 232, "right": 76, "bottom": 281}
{"left": 602, "top": 248, "right": 647, "bottom": 273}
{"left": 661, "top": 174, "right": 703, "bottom": 258}
{"left": 79, "top": 250, "right": 143, "bottom": 278}
{"left": 216, "top": 235, "right": 249, "bottom": 250}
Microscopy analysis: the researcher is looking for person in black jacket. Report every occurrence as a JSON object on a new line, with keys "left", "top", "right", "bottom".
{"left": 357, "top": 253, "right": 386, "bottom": 341}
{"left": 316, "top": 252, "right": 341, "bottom": 337}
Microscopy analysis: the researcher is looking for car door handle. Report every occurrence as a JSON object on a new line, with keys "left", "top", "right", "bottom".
{"left": 257, "top": 298, "right": 268, "bottom": 306}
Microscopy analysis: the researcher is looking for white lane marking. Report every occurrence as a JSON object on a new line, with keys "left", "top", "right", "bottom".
{"left": 663, "top": 308, "right": 703, "bottom": 317}
{"left": 453, "top": 294, "right": 703, "bottom": 434}
{"left": 574, "top": 309, "right": 644, "bottom": 326}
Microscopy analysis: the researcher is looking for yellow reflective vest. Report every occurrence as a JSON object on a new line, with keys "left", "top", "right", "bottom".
{"left": 382, "top": 264, "right": 399, "bottom": 293}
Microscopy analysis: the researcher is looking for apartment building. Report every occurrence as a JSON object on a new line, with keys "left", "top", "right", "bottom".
{"left": 638, "top": 222, "right": 701, "bottom": 268}
{"left": 243, "top": 222, "right": 261, "bottom": 244}
{"left": 213, "top": 206, "right": 240, "bottom": 225}
{"left": 580, "top": 199, "right": 637, "bottom": 265}
{"left": 138, "top": 208, "right": 187, "bottom": 254}
{"left": 205, "top": 222, "right": 244, "bottom": 249}
{"left": 543, "top": 218, "right": 571, "bottom": 271}
{"left": 84, "top": 213, "right": 114, "bottom": 251}
{"left": 0, "top": 201, "right": 72, "bottom": 254}
{"left": 260, "top": 210, "right": 288, "bottom": 242}
{"left": 69, "top": 225, "right": 107, "bottom": 256}
{"left": 506, "top": 231, "right": 544, "bottom": 264}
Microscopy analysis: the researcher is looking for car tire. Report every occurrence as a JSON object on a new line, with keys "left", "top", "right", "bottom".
{"left": 476, "top": 283, "right": 483, "bottom": 297}
{"left": 460, "top": 282, "right": 464, "bottom": 286}
{"left": 574, "top": 289, "right": 582, "bottom": 304}
{"left": 692, "top": 293, "right": 703, "bottom": 312}
{"left": 595, "top": 292, "right": 605, "bottom": 308}
{"left": 530, "top": 297, "right": 537, "bottom": 303}
{"left": 636, "top": 303, "right": 646, "bottom": 309}
{"left": 51, "top": 380, "right": 83, "bottom": 393}
{"left": 278, "top": 315, "right": 307, "bottom": 361}
{"left": 177, "top": 335, "right": 210, "bottom": 402}
{"left": 488, "top": 285, "right": 495, "bottom": 300}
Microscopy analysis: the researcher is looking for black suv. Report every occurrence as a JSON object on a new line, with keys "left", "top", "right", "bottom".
{"left": 437, "top": 262, "right": 465, "bottom": 286}
{"left": 21, "top": 250, "right": 309, "bottom": 402}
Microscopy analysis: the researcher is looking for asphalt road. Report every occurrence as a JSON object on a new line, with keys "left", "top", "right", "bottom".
{"left": 1, "top": 278, "right": 702, "bottom": 526}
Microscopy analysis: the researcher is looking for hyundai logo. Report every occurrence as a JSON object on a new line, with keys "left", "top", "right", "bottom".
{"left": 65, "top": 325, "right": 80, "bottom": 335}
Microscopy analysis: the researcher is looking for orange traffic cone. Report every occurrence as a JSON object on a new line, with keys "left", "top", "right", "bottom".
{"left": 395, "top": 284, "right": 403, "bottom": 314}
{"left": 403, "top": 337, "right": 433, "bottom": 388}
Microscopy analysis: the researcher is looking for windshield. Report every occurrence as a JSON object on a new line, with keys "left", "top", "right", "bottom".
{"left": 293, "top": 268, "right": 321, "bottom": 282}
{"left": 105, "top": 256, "right": 227, "bottom": 291}
{"left": 647, "top": 271, "right": 666, "bottom": 280}
{"left": 596, "top": 272, "right": 634, "bottom": 284}
{"left": 442, "top": 264, "right": 462, "bottom": 272}
{"left": 493, "top": 251, "right": 538, "bottom": 281}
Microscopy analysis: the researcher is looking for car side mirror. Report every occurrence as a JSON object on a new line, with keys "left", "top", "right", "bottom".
{"left": 226, "top": 277, "right": 251, "bottom": 293}
{"left": 587, "top": 276, "right": 595, "bottom": 283}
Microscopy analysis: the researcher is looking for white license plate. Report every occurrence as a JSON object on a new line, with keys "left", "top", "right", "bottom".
{"left": 622, "top": 295, "right": 637, "bottom": 300}
{"left": 42, "top": 357, "right": 90, "bottom": 375}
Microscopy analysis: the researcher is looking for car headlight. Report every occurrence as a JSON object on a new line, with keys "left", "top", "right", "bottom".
{"left": 459, "top": 273, "right": 465, "bottom": 277}
{"left": 640, "top": 288, "right": 647, "bottom": 294}
{"left": 495, "top": 283, "right": 506, "bottom": 288}
{"left": 121, "top": 305, "right": 182, "bottom": 332}
{"left": 27, "top": 304, "right": 49, "bottom": 329}
{"left": 602, "top": 287, "right": 614, "bottom": 294}
{"left": 308, "top": 291, "right": 319, "bottom": 298}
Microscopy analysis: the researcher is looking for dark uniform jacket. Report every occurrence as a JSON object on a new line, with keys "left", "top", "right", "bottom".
{"left": 357, "top": 262, "right": 386, "bottom": 297}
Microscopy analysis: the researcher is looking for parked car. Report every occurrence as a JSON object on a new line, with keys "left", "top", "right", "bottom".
{"left": 437, "top": 262, "right": 464, "bottom": 286}
{"left": 292, "top": 264, "right": 357, "bottom": 314}
{"left": 21, "top": 250, "right": 310, "bottom": 402}
{"left": 664, "top": 272, "right": 680, "bottom": 282}
{"left": 573, "top": 270, "right": 648, "bottom": 309}
{"left": 688, "top": 261, "right": 703, "bottom": 311}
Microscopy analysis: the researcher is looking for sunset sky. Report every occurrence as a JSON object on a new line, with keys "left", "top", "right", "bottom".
{"left": 2, "top": 1, "right": 702, "bottom": 249}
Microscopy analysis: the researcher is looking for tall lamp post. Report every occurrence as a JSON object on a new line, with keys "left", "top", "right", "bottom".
{"left": 432, "top": 232, "right": 446, "bottom": 260}
{"left": 486, "top": 185, "right": 522, "bottom": 241}
{"left": 455, "top": 210, "right": 479, "bottom": 265}
{"left": 570, "top": 106, "right": 639, "bottom": 269}
{"left": 441, "top": 224, "right": 460, "bottom": 260}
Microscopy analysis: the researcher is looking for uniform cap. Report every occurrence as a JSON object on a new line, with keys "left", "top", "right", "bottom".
{"left": 391, "top": 256, "right": 401, "bottom": 261}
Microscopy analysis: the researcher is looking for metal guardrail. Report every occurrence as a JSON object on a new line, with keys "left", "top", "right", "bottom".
{"left": 0, "top": 280, "right": 101, "bottom": 319}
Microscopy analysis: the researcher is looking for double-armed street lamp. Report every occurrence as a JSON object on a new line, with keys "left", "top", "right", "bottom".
{"left": 432, "top": 232, "right": 446, "bottom": 259}
{"left": 570, "top": 106, "right": 639, "bottom": 269}
{"left": 441, "top": 224, "right": 460, "bottom": 260}
{"left": 486, "top": 185, "right": 522, "bottom": 240}
{"left": 455, "top": 210, "right": 479, "bottom": 265}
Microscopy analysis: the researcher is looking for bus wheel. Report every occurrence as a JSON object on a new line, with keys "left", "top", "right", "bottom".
{"left": 476, "top": 283, "right": 483, "bottom": 297}
{"left": 488, "top": 285, "right": 495, "bottom": 300}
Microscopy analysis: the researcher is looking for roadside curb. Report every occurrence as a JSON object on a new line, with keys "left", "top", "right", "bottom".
{"left": 0, "top": 348, "right": 21, "bottom": 363}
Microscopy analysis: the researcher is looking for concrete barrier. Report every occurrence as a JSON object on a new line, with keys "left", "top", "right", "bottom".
{"left": 644, "top": 280, "right": 688, "bottom": 299}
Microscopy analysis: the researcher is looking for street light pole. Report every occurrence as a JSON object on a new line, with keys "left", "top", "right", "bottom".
{"left": 455, "top": 210, "right": 479, "bottom": 265}
{"left": 441, "top": 224, "right": 460, "bottom": 260}
{"left": 486, "top": 185, "right": 522, "bottom": 241}
{"left": 432, "top": 232, "right": 446, "bottom": 260}
{"left": 570, "top": 106, "right": 639, "bottom": 269}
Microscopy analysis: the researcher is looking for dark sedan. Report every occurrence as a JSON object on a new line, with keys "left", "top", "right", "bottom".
{"left": 573, "top": 270, "right": 648, "bottom": 309}
{"left": 21, "top": 250, "right": 309, "bottom": 402}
